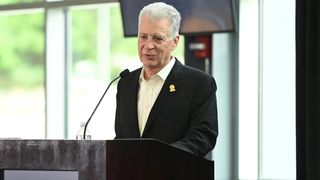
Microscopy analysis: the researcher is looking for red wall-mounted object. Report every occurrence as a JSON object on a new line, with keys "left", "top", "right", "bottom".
{"left": 188, "top": 36, "right": 212, "bottom": 59}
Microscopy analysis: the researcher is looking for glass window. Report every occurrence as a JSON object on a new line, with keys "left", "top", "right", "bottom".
{"left": 67, "top": 4, "right": 139, "bottom": 139}
{"left": 260, "top": 0, "right": 296, "bottom": 178}
{"left": 0, "top": 0, "right": 41, "bottom": 5}
{"left": 238, "top": 0, "right": 296, "bottom": 179}
{"left": 0, "top": 11, "right": 45, "bottom": 139}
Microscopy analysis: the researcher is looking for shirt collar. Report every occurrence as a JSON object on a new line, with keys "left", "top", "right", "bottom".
{"left": 158, "top": 57, "right": 175, "bottom": 80}
{"left": 139, "top": 57, "right": 176, "bottom": 81}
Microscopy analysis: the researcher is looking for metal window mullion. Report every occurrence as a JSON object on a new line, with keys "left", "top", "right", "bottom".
{"left": 257, "top": 0, "right": 264, "bottom": 179}
{"left": 45, "top": 7, "right": 68, "bottom": 139}
{"left": 64, "top": 7, "right": 72, "bottom": 139}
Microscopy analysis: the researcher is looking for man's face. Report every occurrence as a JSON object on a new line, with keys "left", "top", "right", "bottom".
{"left": 138, "top": 16, "right": 179, "bottom": 72}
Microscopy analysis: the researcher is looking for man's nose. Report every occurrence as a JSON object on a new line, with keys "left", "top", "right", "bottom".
{"left": 145, "top": 39, "right": 155, "bottom": 49}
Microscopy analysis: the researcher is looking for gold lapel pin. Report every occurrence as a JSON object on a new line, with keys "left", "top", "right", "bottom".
{"left": 169, "top": 84, "right": 176, "bottom": 92}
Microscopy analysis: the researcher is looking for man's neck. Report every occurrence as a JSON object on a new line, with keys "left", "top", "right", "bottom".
{"left": 143, "top": 67, "right": 159, "bottom": 80}
{"left": 143, "top": 57, "right": 173, "bottom": 80}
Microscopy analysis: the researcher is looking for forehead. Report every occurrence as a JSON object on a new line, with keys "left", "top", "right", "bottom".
{"left": 139, "top": 16, "right": 170, "bottom": 35}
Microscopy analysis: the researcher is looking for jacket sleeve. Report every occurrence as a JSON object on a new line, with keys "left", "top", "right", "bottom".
{"left": 171, "top": 76, "right": 218, "bottom": 157}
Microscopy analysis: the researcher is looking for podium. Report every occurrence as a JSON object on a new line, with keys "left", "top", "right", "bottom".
{"left": 0, "top": 139, "right": 214, "bottom": 180}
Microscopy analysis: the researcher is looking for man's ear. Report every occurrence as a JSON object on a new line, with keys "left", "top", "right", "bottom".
{"left": 172, "top": 35, "right": 180, "bottom": 50}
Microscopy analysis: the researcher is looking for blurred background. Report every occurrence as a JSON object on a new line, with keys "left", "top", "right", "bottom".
{"left": 0, "top": 0, "right": 295, "bottom": 179}
{"left": 0, "top": 0, "right": 185, "bottom": 140}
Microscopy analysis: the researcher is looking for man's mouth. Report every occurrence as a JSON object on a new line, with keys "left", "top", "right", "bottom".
{"left": 144, "top": 54, "right": 156, "bottom": 59}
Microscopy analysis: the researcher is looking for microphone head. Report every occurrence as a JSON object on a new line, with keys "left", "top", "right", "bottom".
{"left": 119, "top": 69, "right": 130, "bottom": 78}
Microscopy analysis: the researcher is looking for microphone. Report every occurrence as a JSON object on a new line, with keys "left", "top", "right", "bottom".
{"left": 83, "top": 69, "right": 130, "bottom": 139}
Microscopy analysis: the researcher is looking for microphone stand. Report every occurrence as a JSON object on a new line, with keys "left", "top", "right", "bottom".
{"left": 83, "top": 69, "right": 129, "bottom": 139}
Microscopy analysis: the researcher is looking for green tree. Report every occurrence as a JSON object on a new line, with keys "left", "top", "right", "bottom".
{"left": 0, "top": 12, "right": 44, "bottom": 89}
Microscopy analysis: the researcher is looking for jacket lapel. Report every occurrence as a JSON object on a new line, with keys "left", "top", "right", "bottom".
{"left": 129, "top": 68, "right": 142, "bottom": 137}
{"left": 142, "top": 60, "right": 183, "bottom": 137}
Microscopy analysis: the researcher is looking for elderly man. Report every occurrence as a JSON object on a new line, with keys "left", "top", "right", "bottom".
{"left": 115, "top": 2, "right": 218, "bottom": 157}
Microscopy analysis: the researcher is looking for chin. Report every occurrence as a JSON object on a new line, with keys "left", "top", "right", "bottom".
{"left": 142, "top": 59, "right": 156, "bottom": 66}
{"left": 144, "top": 64, "right": 157, "bottom": 69}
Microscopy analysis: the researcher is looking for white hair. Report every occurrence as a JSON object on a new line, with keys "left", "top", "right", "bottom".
{"left": 138, "top": 2, "right": 181, "bottom": 38}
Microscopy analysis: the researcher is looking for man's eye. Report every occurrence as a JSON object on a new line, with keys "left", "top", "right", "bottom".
{"left": 140, "top": 35, "right": 147, "bottom": 40}
{"left": 154, "top": 37, "right": 164, "bottom": 41}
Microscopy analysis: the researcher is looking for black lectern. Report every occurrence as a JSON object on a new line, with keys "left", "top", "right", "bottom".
{"left": 0, "top": 139, "right": 214, "bottom": 180}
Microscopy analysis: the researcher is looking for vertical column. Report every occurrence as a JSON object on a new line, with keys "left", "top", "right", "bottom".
{"left": 45, "top": 8, "right": 68, "bottom": 139}
{"left": 211, "top": 33, "right": 238, "bottom": 180}
{"left": 238, "top": 0, "right": 259, "bottom": 179}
